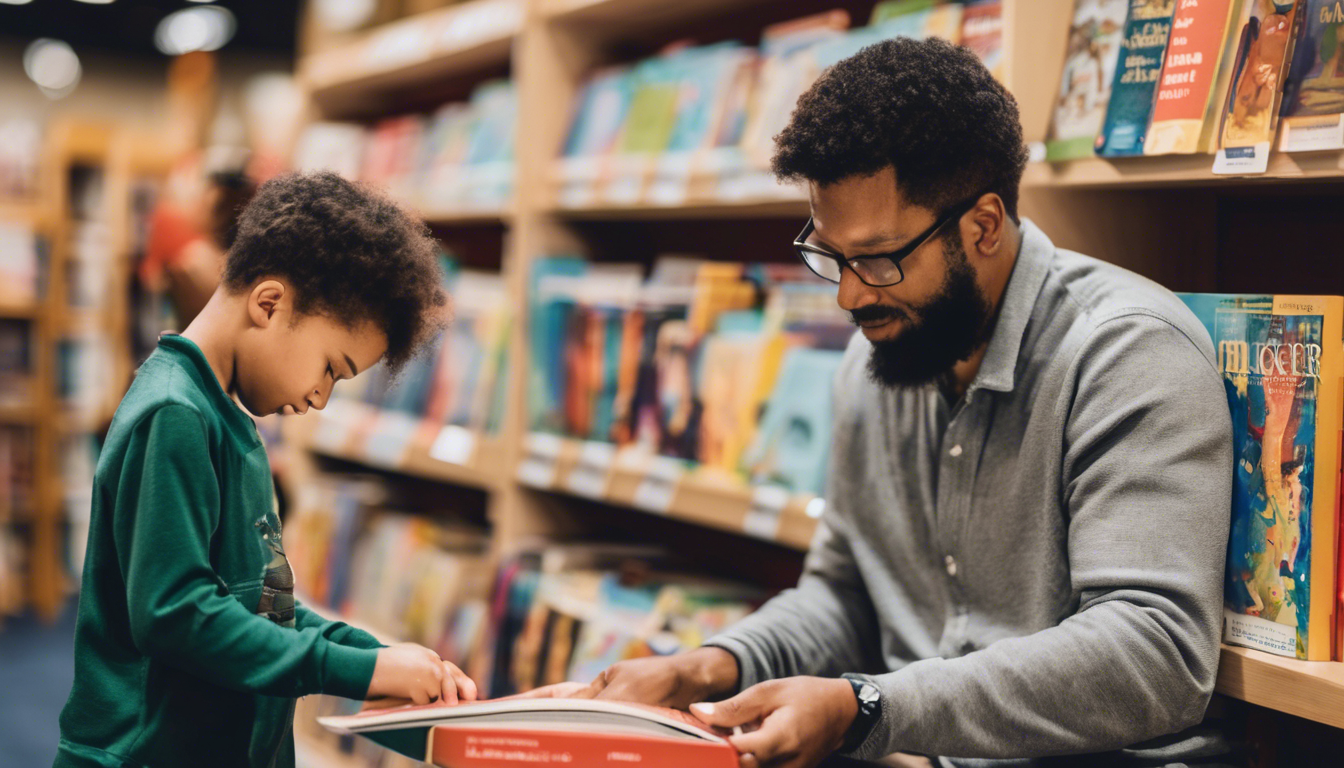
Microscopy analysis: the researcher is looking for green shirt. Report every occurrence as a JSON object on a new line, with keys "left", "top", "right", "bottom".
{"left": 57, "top": 334, "right": 382, "bottom": 768}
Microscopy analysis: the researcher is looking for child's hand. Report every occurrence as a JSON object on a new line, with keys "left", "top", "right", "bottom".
{"left": 367, "top": 643, "right": 479, "bottom": 706}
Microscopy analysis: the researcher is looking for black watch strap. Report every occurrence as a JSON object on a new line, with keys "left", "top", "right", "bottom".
{"left": 839, "top": 674, "right": 882, "bottom": 753}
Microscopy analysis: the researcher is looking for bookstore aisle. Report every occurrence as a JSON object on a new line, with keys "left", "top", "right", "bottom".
{"left": 5, "top": 1, "right": 1344, "bottom": 767}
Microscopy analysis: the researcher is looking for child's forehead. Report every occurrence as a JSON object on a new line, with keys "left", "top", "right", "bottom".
{"left": 295, "top": 313, "right": 387, "bottom": 368}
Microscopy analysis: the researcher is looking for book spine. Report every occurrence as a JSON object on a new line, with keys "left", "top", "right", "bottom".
{"left": 430, "top": 728, "right": 740, "bottom": 768}
{"left": 1306, "top": 296, "right": 1344, "bottom": 659}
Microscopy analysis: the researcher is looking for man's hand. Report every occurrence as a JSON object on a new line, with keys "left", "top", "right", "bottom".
{"left": 367, "top": 643, "right": 479, "bottom": 706}
{"left": 689, "top": 677, "right": 859, "bottom": 768}
{"left": 566, "top": 647, "right": 740, "bottom": 710}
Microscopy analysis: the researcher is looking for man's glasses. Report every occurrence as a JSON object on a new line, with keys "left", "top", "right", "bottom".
{"left": 792, "top": 194, "right": 985, "bottom": 288}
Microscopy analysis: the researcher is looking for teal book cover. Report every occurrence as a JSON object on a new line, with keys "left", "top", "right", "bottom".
{"left": 1096, "top": 0, "right": 1177, "bottom": 156}
{"left": 741, "top": 347, "right": 845, "bottom": 495}
{"left": 529, "top": 258, "right": 588, "bottom": 432}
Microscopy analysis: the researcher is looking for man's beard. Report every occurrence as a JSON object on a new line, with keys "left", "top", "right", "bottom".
{"left": 861, "top": 237, "right": 996, "bottom": 389}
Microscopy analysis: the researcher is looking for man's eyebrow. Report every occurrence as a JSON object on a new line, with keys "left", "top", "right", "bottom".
{"left": 813, "top": 230, "right": 912, "bottom": 256}
{"left": 344, "top": 354, "right": 359, "bottom": 378}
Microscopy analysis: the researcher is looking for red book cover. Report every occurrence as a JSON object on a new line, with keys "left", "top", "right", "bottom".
{"left": 320, "top": 697, "right": 740, "bottom": 766}
{"left": 430, "top": 727, "right": 739, "bottom": 768}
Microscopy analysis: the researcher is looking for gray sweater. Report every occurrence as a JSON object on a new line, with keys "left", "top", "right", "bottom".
{"left": 708, "top": 221, "right": 1234, "bottom": 766}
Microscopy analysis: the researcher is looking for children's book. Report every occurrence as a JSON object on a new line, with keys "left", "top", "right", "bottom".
{"left": 1214, "top": 1, "right": 1303, "bottom": 173}
{"left": 1145, "top": 0, "right": 1244, "bottom": 155}
{"left": 1278, "top": 0, "right": 1344, "bottom": 151}
{"left": 869, "top": 0, "right": 966, "bottom": 43}
{"left": 741, "top": 347, "right": 846, "bottom": 495}
{"left": 961, "top": 0, "right": 1005, "bottom": 80}
{"left": 1096, "top": 0, "right": 1178, "bottom": 156}
{"left": 318, "top": 698, "right": 739, "bottom": 768}
{"left": 1179, "top": 293, "right": 1343, "bottom": 660}
{"left": 1046, "top": 0, "right": 1131, "bottom": 160}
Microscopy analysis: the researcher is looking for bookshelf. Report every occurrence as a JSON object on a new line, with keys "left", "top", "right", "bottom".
{"left": 285, "top": 0, "right": 1344, "bottom": 758}
{"left": 282, "top": 405, "right": 507, "bottom": 493}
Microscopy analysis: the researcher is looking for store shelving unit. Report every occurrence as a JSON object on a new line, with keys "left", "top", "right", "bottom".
{"left": 286, "top": 0, "right": 1344, "bottom": 750}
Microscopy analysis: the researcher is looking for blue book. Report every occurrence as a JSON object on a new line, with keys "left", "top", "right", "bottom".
{"left": 1095, "top": 0, "right": 1176, "bottom": 156}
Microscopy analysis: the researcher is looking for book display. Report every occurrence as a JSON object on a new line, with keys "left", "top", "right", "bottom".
{"left": 276, "top": 8, "right": 1344, "bottom": 768}
{"left": 0, "top": 0, "right": 1297, "bottom": 765}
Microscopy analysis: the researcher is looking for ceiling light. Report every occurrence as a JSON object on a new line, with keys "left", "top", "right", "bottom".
{"left": 154, "top": 6, "right": 236, "bottom": 56}
{"left": 23, "top": 39, "right": 81, "bottom": 99}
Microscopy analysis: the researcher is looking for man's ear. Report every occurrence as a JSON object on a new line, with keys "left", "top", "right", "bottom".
{"left": 967, "top": 193, "right": 1006, "bottom": 258}
{"left": 247, "top": 280, "right": 288, "bottom": 329}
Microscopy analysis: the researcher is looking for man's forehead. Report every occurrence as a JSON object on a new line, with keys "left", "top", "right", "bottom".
{"left": 807, "top": 171, "right": 929, "bottom": 251}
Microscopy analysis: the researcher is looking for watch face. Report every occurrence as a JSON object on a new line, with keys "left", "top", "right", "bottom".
{"left": 857, "top": 683, "right": 881, "bottom": 705}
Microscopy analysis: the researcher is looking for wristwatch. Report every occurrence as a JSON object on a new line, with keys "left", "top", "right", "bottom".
{"left": 839, "top": 673, "right": 882, "bottom": 753}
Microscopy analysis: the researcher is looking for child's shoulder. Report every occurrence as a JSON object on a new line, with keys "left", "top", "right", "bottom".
{"left": 107, "top": 353, "right": 218, "bottom": 446}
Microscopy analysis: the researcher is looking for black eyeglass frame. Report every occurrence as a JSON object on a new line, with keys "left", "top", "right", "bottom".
{"left": 792, "top": 192, "right": 988, "bottom": 288}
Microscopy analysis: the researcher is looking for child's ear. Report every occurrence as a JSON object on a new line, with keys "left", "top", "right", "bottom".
{"left": 247, "top": 280, "right": 288, "bottom": 329}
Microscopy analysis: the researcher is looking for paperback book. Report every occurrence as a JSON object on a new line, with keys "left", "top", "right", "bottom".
{"left": 318, "top": 698, "right": 740, "bottom": 768}
{"left": 1096, "top": 0, "right": 1179, "bottom": 156}
{"left": 1046, "top": 0, "right": 1131, "bottom": 160}
{"left": 1179, "top": 293, "right": 1342, "bottom": 659}
{"left": 1278, "top": 0, "right": 1344, "bottom": 151}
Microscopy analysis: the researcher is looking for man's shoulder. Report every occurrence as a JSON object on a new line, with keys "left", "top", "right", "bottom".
{"left": 1042, "top": 248, "right": 1215, "bottom": 362}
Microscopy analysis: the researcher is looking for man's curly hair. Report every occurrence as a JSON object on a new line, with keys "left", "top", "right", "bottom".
{"left": 223, "top": 171, "right": 448, "bottom": 373}
{"left": 773, "top": 36, "right": 1029, "bottom": 220}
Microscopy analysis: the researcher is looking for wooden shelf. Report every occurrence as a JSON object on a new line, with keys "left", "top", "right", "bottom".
{"left": 299, "top": 0, "right": 524, "bottom": 117}
{"left": 421, "top": 207, "right": 513, "bottom": 226}
{"left": 516, "top": 433, "right": 821, "bottom": 551}
{"left": 542, "top": 0, "right": 776, "bottom": 28}
{"left": 551, "top": 197, "right": 809, "bottom": 221}
{"left": 0, "top": 201, "right": 49, "bottom": 228}
{"left": 284, "top": 401, "right": 505, "bottom": 492}
{"left": 1215, "top": 645, "right": 1344, "bottom": 730}
{"left": 0, "top": 300, "right": 40, "bottom": 320}
{"left": 0, "top": 402, "right": 37, "bottom": 425}
{"left": 1022, "top": 150, "right": 1344, "bottom": 190}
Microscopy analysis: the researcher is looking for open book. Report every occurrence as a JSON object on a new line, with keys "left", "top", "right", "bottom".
{"left": 318, "top": 697, "right": 740, "bottom": 767}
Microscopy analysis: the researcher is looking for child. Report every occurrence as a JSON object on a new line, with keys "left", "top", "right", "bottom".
{"left": 56, "top": 171, "right": 477, "bottom": 768}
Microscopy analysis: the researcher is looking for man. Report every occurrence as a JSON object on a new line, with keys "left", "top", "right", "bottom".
{"left": 551, "top": 37, "right": 1234, "bottom": 767}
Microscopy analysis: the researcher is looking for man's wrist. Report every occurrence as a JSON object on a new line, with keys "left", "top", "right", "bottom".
{"left": 682, "top": 646, "right": 740, "bottom": 701}
{"left": 839, "top": 674, "right": 882, "bottom": 753}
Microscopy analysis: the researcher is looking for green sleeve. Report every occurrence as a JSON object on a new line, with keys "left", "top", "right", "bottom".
{"left": 294, "top": 602, "right": 386, "bottom": 651}
{"left": 114, "top": 405, "right": 379, "bottom": 700}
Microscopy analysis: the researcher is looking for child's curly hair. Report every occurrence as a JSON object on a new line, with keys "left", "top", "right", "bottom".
{"left": 223, "top": 171, "right": 449, "bottom": 373}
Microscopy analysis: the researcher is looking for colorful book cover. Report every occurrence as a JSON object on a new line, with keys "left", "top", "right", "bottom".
{"left": 1215, "top": 1, "right": 1302, "bottom": 172}
{"left": 1045, "top": 0, "right": 1131, "bottom": 160}
{"left": 741, "top": 347, "right": 846, "bottom": 495}
{"left": 1279, "top": 0, "right": 1344, "bottom": 151}
{"left": 739, "top": 11, "right": 849, "bottom": 170}
{"left": 1145, "top": 0, "right": 1243, "bottom": 155}
{"left": 1096, "top": 0, "right": 1178, "bottom": 156}
{"left": 528, "top": 259, "right": 588, "bottom": 432}
{"left": 1179, "top": 293, "right": 1343, "bottom": 660}
{"left": 870, "top": 0, "right": 965, "bottom": 43}
{"left": 960, "top": 0, "right": 1005, "bottom": 81}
